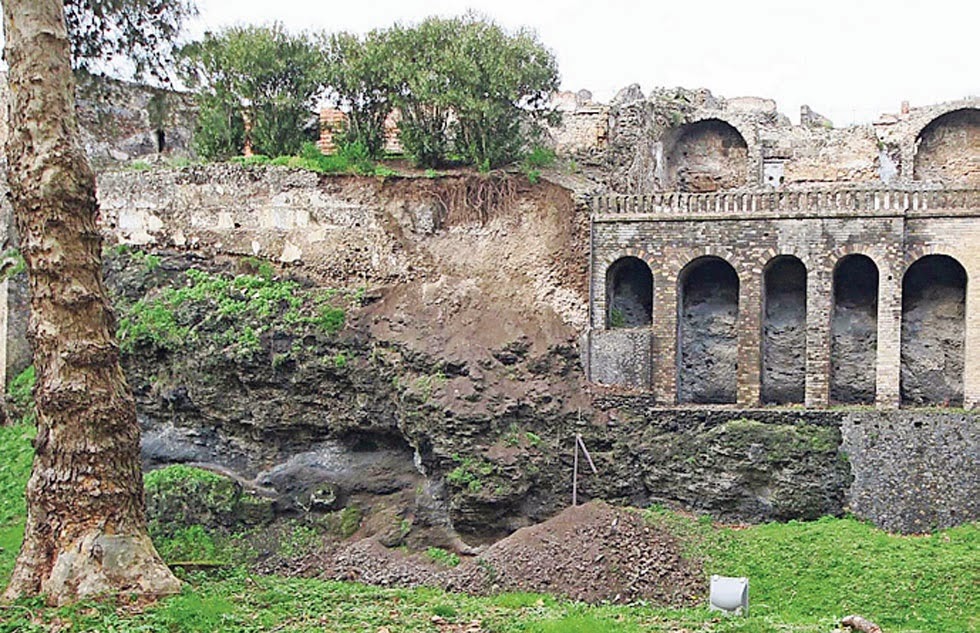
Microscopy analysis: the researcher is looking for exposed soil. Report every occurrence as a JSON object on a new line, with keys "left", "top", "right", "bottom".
{"left": 288, "top": 501, "right": 705, "bottom": 606}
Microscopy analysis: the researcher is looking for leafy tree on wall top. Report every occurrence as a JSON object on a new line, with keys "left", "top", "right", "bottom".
{"left": 179, "top": 24, "right": 326, "bottom": 160}
{"left": 320, "top": 30, "right": 397, "bottom": 159}
{"left": 384, "top": 14, "right": 559, "bottom": 169}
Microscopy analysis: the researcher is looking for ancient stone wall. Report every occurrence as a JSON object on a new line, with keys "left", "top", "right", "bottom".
{"left": 586, "top": 189, "right": 980, "bottom": 410}
{"left": 550, "top": 87, "right": 979, "bottom": 193}
{"left": 839, "top": 410, "right": 979, "bottom": 533}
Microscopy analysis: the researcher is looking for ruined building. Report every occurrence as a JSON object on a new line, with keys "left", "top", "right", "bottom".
{"left": 0, "top": 83, "right": 976, "bottom": 535}
{"left": 553, "top": 88, "right": 980, "bottom": 411}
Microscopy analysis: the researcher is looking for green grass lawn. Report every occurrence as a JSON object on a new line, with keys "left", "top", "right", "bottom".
{"left": 0, "top": 420, "right": 976, "bottom": 632}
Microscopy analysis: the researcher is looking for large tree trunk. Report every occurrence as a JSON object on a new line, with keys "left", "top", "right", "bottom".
{"left": 2, "top": 0, "right": 179, "bottom": 604}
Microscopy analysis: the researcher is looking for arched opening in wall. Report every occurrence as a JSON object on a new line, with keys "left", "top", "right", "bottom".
{"left": 830, "top": 255, "right": 878, "bottom": 404}
{"left": 761, "top": 256, "right": 807, "bottom": 404}
{"left": 913, "top": 108, "right": 980, "bottom": 185}
{"left": 901, "top": 255, "right": 967, "bottom": 407}
{"left": 606, "top": 257, "right": 653, "bottom": 328}
{"left": 156, "top": 129, "right": 166, "bottom": 153}
{"left": 665, "top": 119, "right": 749, "bottom": 192}
{"left": 677, "top": 256, "right": 739, "bottom": 404}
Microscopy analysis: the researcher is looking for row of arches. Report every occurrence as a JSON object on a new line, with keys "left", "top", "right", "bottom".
{"left": 665, "top": 108, "right": 979, "bottom": 192}
{"left": 606, "top": 254, "right": 967, "bottom": 407}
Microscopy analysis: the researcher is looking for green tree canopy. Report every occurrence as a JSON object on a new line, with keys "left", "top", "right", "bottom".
{"left": 180, "top": 24, "right": 325, "bottom": 159}
{"left": 320, "top": 30, "right": 396, "bottom": 158}
{"left": 385, "top": 14, "right": 559, "bottom": 169}
{"left": 65, "top": 0, "right": 197, "bottom": 81}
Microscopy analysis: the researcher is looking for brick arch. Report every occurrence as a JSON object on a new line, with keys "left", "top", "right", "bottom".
{"left": 676, "top": 253, "right": 741, "bottom": 404}
{"left": 913, "top": 105, "right": 980, "bottom": 144}
{"left": 603, "top": 253, "right": 657, "bottom": 329}
{"left": 662, "top": 116, "right": 754, "bottom": 192}
{"left": 601, "top": 248, "right": 658, "bottom": 276}
{"left": 912, "top": 107, "right": 980, "bottom": 184}
{"left": 826, "top": 245, "right": 892, "bottom": 277}
{"left": 902, "top": 247, "right": 970, "bottom": 280}
{"left": 755, "top": 248, "right": 814, "bottom": 273}
{"left": 666, "top": 247, "right": 742, "bottom": 284}
{"left": 830, "top": 252, "right": 881, "bottom": 405}
{"left": 900, "top": 252, "right": 968, "bottom": 407}
{"left": 684, "top": 113, "right": 756, "bottom": 152}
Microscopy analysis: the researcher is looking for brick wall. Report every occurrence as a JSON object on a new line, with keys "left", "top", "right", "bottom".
{"left": 587, "top": 189, "right": 980, "bottom": 410}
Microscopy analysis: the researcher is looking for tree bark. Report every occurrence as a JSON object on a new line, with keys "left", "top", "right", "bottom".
{"left": 2, "top": 0, "right": 179, "bottom": 604}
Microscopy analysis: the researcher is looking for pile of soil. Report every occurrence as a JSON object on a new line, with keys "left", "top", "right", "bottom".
{"left": 292, "top": 501, "right": 705, "bottom": 606}
{"left": 447, "top": 501, "right": 703, "bottom": 605}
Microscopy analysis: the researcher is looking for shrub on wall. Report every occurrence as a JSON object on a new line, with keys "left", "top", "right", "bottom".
{"left": 317, "top": 14, "right": 558, "bottom": 169}
{"left": 385, "top": 14, "right": 559, "bottom": 169}
{"left": 180, "top": 24, "right": 325, "bottom": 160}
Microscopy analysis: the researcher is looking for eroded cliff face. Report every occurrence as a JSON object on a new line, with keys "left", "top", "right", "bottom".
{"left": 84, "top": 168, "right": 854, "bottom": 544}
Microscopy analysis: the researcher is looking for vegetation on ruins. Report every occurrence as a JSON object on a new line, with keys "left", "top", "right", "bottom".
{"left": 114, "top": 259, "right": 349, "bottom": 358}
{"left": 183, "top": 14, "right": 558, "bottom": 169}
{"left": 379, "top": 14, "right": 559, "bottom": 169}
{"left": 179, "top": 24, "right": 325, "bottom": 160}
{"left": 320, "top": 30, "right": 397, "bottom": 159}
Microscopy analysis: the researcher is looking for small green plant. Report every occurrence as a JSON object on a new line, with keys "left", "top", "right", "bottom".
{"left": 1, "top": 248, "right": 26, "bottom": 279}
{"left": 129, "top": 159, "right": 152, "bottom": 171}
{"left": 523, "top": 146, "right": 556, "bottom": 169}
{"left": 446, "top": 454, "right": 497, "bottom": 494}
{"left": 338, "top": 505, "right": 361, "bottom": 538}
{"left": 430, "top": 603, "right": 458, "bottom": 618}
{"left": 8, "top": 364, "right": 36, "bottom": 425}
{"left": 425, "top": 547, "right": 460, "bottom": 568}
{"left": 373, "top": 164, "right": 399, "bottom": 178}
{"left": 423, "top": 168, "right": 440, "bottom": 178}
{"left": 609, "top": 307, "right": 626, "bottom": 328}
{"left": 129, "top": 249, "right": 162, "bottom": 272}
{"left": 333, "top": 352, "right": 348, "bottom": 368}
{"left": 525, "top": 168, "right": 541, "bottom": 184}
{"left": 280, "top": 522, "right": 321, "bottom": 558}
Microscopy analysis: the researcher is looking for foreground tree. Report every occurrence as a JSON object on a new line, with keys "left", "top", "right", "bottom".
{"left": 2, "top": 0, "right": 180, "bottom": 604}
{"left": 65, "top": 0, "right": 197, "bottom": 81}
{"left": 180, "top": 24, "right": 325, "bottom": 159}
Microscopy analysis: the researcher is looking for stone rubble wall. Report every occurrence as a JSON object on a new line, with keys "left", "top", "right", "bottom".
{"left": 549, "top": 87, "right": 979, "bottom": 193}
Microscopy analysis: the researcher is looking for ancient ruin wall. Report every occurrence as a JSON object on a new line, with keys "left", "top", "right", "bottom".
{"left": 913, "top": 108, "right": 980, "bottom": 185}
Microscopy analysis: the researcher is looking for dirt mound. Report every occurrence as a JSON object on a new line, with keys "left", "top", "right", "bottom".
{"left": 448, "top": 501, "right": 704, "bottom": 605}
{"left": 293, "top": 501, "right": 704, "bottom": 606}
{"left": 293, "top": 539, "right": 446, "bottom": 588}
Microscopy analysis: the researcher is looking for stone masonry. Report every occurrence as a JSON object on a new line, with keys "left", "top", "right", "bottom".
{"left": 576, "top": 91, "right": 980, "bottom": 411}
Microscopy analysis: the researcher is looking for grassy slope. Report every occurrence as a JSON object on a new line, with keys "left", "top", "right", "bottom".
{"left": 0, "top": 421, "right": 976, "bottom": 633}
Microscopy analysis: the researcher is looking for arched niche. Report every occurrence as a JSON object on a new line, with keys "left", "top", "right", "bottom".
{"left": 913, "top": 108, "right": 980, "bottom": 185}
{"left": 761, "top": 256, "right": 807, "bottom": 405}
{"left": 830, "top": 255, "right": 878, "bottom": 404}
{"left": 606, "top": 256, "right": 653, "bottom": 328}
{"left": 901, "top": 255, "right": 967, "bottom": 407}
{"left": 677, "top": 256, "right": 739, "bottom": 404}
{"left": 665, "top": 119, "right": 749, "bottom": 192}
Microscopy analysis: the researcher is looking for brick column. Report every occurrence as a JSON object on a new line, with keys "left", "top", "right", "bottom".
{"left": 875, "top": 263, "right": 903, "bottom": 409}
{"left": 963, "top": 272, "right": 980, "bottom": 409}
{"left": 737, "top": 269, "right": 762, "bottom": 407}
{"left": 805, "top": 266, "right": 831, "bottom": 408}
{"left": 652, "top": 276, "right": 678, "bottom": 404}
